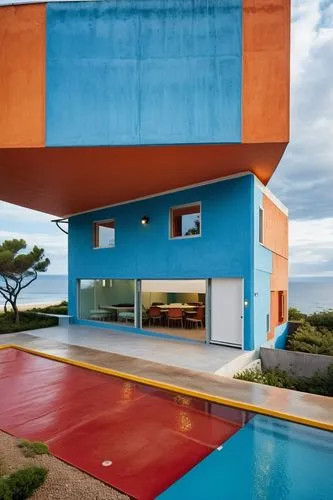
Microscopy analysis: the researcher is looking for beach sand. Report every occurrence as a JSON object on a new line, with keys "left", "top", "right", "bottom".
{"left": 3, "top": 301, "right": 64, "bottom": 312}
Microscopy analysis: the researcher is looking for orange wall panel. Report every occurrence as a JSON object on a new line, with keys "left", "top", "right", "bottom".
{"left": 263, "top": 194, "right": 288, "bottom": 259}
{"left": 242, "top": 0, "right": 290, "bottom": 143}
{"left": 0, "top": 5, "right": 45, "bottom": 147}
{"left": 271, "top": 253, "right": 288, "bottom": 291}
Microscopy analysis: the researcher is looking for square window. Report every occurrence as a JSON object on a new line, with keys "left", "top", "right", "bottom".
{"left": 259, "top": 207, "right": 264, "bottom": 244}
{"left": 170, "top": 203, "right": 201, "bottom": 239}
{"left": 93, "top": 220, "right": 115, "bottom": 248}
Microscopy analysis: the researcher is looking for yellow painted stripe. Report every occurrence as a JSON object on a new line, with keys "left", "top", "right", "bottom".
{"left": 1, "top": 343, "right": 332, "bottom": 432}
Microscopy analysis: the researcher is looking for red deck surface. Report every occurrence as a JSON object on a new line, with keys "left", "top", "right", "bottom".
{"left": 0, "top": 348, "right": 247, "bottom": 499}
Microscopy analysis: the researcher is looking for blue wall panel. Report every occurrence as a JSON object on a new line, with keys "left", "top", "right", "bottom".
{"left": 68, "top": 175, "right": 253, "bottom": 344}
{"left": 273, "top": 322, "right": 288, "bottom": 349}
{"left": 253, "top": 270, "right": 271, "bottom": 348}
{"left": 46, "top": 0, "right": 242, "bottom": 146}
{"left": 253, "top": 184, "right": 273, "bottom": 348}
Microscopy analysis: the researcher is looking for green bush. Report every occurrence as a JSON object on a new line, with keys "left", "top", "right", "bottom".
{"left": 0, "top": 312, "right": 57, "bottom": 334}
{"left": 287, "top": 322, "right": 333, "bottom": 355}
{"left": 0, "top": 479, "right": 11, "bottom": 500}
{"left": 295, "top": 364, "right": 333, "bottom": 396}
{"left": 17, "top": 440, "right": 49, "bottom": 458}
{"left": 235, "top": 368, "right": 296, "bottom": 390}
{"left": 28, "top": 301, "right": 68, "bottom": 316}
{"left": 288, "top": 307, "right": 307, "bottom": 321}
{"left": 307, "top": 310, "right": 333, "bottom": 329}
{"left": 0, "top": 467, "right": 47, "bottom": 500}
{"left": 234, "top": 365, "right": 333, "bottom": 397}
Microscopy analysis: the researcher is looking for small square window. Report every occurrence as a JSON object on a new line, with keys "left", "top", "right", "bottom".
{"left": 259, "top": 207, "right": 264, "bottom": 244}
{"left": 170, "top": 203, "right": 201, "bottom": 239}
{"left": 93, "top": 220, "right": 115, "bottom": 248}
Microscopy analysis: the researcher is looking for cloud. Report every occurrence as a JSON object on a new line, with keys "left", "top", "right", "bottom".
{"left": 289, "top": 218, "right": 333, "bottom": 276}
{"left": 270, "top": 0, "right": 333, "bottom": 221}
{"left": 0, "top": 202, "right": 54, "bottom": 223}
{"left": 269, "top": 1, "right": 333, "bottom": 277}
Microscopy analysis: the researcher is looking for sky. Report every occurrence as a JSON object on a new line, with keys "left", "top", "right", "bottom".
{"left": 1, "top": 0, "right": 333, "bottom": 277}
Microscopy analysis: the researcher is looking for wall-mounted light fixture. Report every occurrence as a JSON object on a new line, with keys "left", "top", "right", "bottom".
{"left": 141, "top": 216, "right": 150, "bottom": 225}
{"left": 244, "top": 300, "right": 249, "bottom": 307}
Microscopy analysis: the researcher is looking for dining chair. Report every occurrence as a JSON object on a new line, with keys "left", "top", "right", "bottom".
{"left": 167, "top": 308, "right": 183, "bottom": 328}
{"left": 186, "top": 306, "right": 205, "bottom": 329}
{"left": 148, "top": 306, "right": 162, "bottom": 326}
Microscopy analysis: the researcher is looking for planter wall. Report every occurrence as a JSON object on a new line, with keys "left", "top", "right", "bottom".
{"left": 260, "top": 347, "right": 333, "bottom": 378}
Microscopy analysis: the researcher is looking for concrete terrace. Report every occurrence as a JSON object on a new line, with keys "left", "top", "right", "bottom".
{"left": 0, "top": 325, "right": 332, "bottom": 430}
{"left": 5, "top": 325, "right": 244, "bottom": 374}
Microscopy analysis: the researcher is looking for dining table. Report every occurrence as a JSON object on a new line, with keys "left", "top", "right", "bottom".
{"left": 155, "top": 304, "right": 197, "bottom": 310}
{"left": 99, "top": 305, "right": 135, "bottom": 321}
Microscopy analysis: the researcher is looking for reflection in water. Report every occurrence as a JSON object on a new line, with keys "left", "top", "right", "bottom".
{"left": 120, "top": 381, "right": 136, "bottom": 403}
{"left": 177, "top": 410, "right": 193, "bottom": 433}
{"left": 253, "top": 417, "right": 291, "bottom": 500}
{"left": 174, "top": 394, "right": 194, "bottom": 432}
{"left": 173, "top": 394, "right": 192, "bottom": 407}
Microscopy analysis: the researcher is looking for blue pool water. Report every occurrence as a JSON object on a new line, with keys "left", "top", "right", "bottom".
{"left": 158, "top": 415, "right": 333, "bottom": 500}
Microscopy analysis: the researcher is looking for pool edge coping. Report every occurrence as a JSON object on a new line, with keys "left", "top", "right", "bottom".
{"left": 1, "top": 343, "right": 332, "bottom": 432}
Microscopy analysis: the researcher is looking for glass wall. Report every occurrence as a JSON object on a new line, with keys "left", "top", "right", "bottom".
{"left": 141, "top": 280, "right": 206, "bottom": 341}
{"left": 79, "top": 279, "right": 135, "bottom": 325}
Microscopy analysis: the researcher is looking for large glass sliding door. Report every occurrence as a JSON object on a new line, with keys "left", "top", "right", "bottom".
{"left": 78, "top": 278, "right": 207, "bottom": 341}
{"left": 79, "top": 279, "right": 136, "bottom": 325}
{"left": 140, "top": 280, "right": 207, "bottom": 342}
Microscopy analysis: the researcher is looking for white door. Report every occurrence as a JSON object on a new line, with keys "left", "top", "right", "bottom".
{"left": 210, "top": 278, "right": 243, "bottom": 347}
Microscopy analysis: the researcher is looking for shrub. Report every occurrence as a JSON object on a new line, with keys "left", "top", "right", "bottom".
{"left": 0, "top": 312, "right": 57, "bottom": 335}
{"left": 235, "top": 368, "right": 296, "bottom": 390}
{"left": 234, "top": 365, "right": 333, "bottom": 397}
{"left": 0, "top": 478, "right": 11, "bottom": 500}
{"left": 288, "top": 307, "right": 307, "bottom": 322}
{"left": 17, "top": 440, "right": 49, "bottom": 458}
{"left": 28, "top": 301, "right": 68, "bottom": 316}
{"left": 287, "top": 322, "right": 333, "bottom": 355}
{"left": 2, "top": 467, "right": 47, "bottom": 500}
{"left": 307, "top": 310, "right": 333, "bottom": 330}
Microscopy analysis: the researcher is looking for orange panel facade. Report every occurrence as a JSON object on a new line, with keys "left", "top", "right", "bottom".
{"left": 242, "top": 0, "right": 290, "bottom": 144}
{"left": 263, "top": 194, "right": 288, "bottom": 259}
{"left": 0, "top": 5, "right": 45, "bottom": 147}
{"left": 271, "top": 253, "right": 288, "bottom": 292}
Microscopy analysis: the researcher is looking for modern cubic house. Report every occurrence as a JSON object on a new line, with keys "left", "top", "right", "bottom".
{"left": 0, "top": 0, "right": 290, "bottom": 351}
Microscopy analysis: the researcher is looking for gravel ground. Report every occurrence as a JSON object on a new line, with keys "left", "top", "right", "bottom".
{"left": 0, "top": 431, "right": 129, "bottom": 500}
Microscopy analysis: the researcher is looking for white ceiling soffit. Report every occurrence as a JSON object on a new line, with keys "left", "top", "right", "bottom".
{"left": 142, "top": 280, "right": 206, "bottom": 294}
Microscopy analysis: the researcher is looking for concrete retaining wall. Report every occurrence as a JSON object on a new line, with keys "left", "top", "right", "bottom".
{"left": 260, "top": 347, "right": 333, "bottom": 378}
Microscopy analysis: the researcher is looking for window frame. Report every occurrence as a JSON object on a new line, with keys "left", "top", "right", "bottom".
{"left": 93, "top": 219, "right": 116, "bottom": 249}
{"left": 169, "top": 201, "right": 202, "bottom": 240}
{"left": 259, "top": 206, "right": 264, "bottom": 245}
{"left": 278, "top": 290, "right": 286, "bottom": 323}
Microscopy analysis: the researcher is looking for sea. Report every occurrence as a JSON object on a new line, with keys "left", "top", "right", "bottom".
{"left": 0, "top": 275, "right": 332, "bottom": 314}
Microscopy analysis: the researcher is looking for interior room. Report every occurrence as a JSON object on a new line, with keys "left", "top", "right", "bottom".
{"left": 79, "top": 279, "right": 135, "bottom": 325}
{"left": 78, "top": 278, "right": 206, "bottom": 342}
{"left": 141, "top": 280, "right": 206, "bottom": 342}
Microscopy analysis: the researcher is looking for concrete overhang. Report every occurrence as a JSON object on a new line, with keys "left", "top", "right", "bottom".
{"left": 0, "top": 143, "right": 287, "bottom": 217}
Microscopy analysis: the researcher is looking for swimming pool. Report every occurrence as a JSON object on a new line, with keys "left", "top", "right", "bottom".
{"left": 1, "top": 346, "right": 332, "bottom": 499}
{"left": 158, "top": 414, "right": 333, "bottom": 500}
